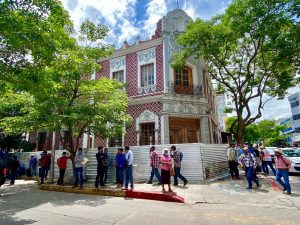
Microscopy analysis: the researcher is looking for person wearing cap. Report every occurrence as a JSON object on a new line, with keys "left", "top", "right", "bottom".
{"left": 147, "top": 146, "right": 161, "bottom": 185}
{"left": 239, "top": 147, "right": 259, "bottom": 189}
{"left": 160, "top": 148, "right": 173, "bottom": 192}
{"left": 260, "top": 146, "right": 276, "bottom": 176}
{"left": 29, "top": 154, "right": 37, "bottom": 177}
{"left": 274, "top": 148, "right": 292, "bottom": 195}
{"left": 57, "top": 152, "right": 69, "bottom": 186}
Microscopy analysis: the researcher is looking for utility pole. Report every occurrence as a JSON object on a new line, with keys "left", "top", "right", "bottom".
{"left": 177, "top": 0, "right": 179, "bottom": 8}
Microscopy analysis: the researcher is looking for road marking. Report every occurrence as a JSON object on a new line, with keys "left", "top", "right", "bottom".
{"left": 266, "top": 177, "right": 281, "bottom": 192}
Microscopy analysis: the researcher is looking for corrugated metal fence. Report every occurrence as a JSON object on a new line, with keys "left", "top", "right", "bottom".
{"left": 9, "top": 143, "right": 228, "bottom": 183}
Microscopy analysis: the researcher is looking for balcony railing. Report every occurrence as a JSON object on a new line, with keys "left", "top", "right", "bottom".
{"left": 167, "top": 82, "right": 202, "bottom": 96}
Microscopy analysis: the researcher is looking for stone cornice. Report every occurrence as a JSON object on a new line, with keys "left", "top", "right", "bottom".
{"left": 98, "top": 38, "right": 163, "bottom": 62}
{"left": 128, "top": 94, "right": 163, "bottom": 106}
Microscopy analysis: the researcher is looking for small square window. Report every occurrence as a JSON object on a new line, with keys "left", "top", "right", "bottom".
{"left": 112, "top": 70, "right": 124, "bottom": 83}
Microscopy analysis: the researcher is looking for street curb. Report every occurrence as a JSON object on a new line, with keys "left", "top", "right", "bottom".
{"left": 40, "top": 184, "right": 125, "bottom": 197}
{"left": 125, "top": 190, "right": 185, "bottom": 203}
{"left": 39, "top": 184, "right": 185, "bottom": 203}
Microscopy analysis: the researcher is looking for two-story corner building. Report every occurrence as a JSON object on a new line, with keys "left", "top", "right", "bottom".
{"left": 27, "top": 9, "right": 220, "bottom": 150}
{"left": 94, "top": 9, "right": 220, "bottom": 148}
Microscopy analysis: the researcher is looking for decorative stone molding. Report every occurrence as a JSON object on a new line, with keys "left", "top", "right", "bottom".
{"left": 138, "top": 48, "right": 156, "bottom": 63}
{"left": 137, "top": 84, "right": 157, "bottom": 95}
{"left": 110, "top": 56, "right": 126, "bottom": 82}
{"left": 136, "top": 110, "right": 159, "bottom": 145}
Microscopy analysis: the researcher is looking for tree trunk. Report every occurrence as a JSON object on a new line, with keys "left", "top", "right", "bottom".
{"left": 236, "top": 115, "right": 245, "bottom": 145}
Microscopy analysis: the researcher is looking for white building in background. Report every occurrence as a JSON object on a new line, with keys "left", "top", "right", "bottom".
{"left": 216, "top": 92, "right": 234, "bottom": 131}
{"left": 288, "top": 92, "right": 300, "bottom": 146}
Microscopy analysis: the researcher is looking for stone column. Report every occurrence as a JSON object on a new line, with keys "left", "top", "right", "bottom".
{"left": 161, "top": 115, "right": 170, "bottom": 144}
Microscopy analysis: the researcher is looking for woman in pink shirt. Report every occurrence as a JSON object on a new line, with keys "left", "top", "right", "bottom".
{"left": 160, "top": 148, "right": 173, "bottom": 192}
{"left": 274, "top": 149, "right": 292, "bottom": 195}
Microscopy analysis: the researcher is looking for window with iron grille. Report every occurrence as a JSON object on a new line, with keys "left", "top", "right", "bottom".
{"left": 141, "top": 63, "right": 154, "bottom": 87}
{"left": 112, "top": 70, "right": 124, "bottom": 83}
{"left": 140, "top": 123, "right": 155, "bottom": 145}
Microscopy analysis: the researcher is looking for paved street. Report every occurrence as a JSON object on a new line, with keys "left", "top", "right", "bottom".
{"left": 0, "top": 174, "right": 299, "bottom": 225}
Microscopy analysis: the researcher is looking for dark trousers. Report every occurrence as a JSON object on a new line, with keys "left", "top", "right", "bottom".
{"left": 228, "top": 161, "right": 239, "bottom": 178}
{"left": 95, "top": 167, "right": 105, "bottom": 188}
{"left": 174, "top": 167, "right": 187, "bottom": 185}
{"left": 104, "top": 166, "right": 108, "bottom": 183}
{"left": 10, "top": 171, "right": 17, "bottom": 184}
{"left": 116, "top": 167, "right": 123, "bottom": 185}
{"left": 262, "top": 161, "right": 276, "bottom": 175}
{"left": 245, "top": 166, "right": 259, "bottom": 188}
{"left": 57, "top": 169, "right": 66, "bottom": 185}
{"left": 40, "top": 167, "right": 46, "bottom": 184}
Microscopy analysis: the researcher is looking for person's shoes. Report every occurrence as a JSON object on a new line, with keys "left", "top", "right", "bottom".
{"left": 79, "top": 186, "right": 83, "bottom": 189}
{"left": 255, "top": 180, "right": 260, "bottom": 187}
{"left": 157, "top": 182, "right": 161, "bottom": 185}
{"left": 282, "top": 187, "right": 287, "bottom": 192}
{"left": 168, "top": 189, "right": 173, "bottom": 192}
{"left": 174, "top": 184, "right": 178, "bottom": 186}
{"left": 247, "top": 187, "right": 252, "bottom": 189}
{"left": 184, "top": 181, "right": 188, "bottom": 186}
{"left": 147, "top": 181, "right": 152, "bottom": 184}
{"left": 72, "top": 185, "right": 77, "bottom": 189}
{"left": 287, "top": 192, "right": 291, "bottom": 195}
{"left": 162, "top": 189, "right": 167, "bottom": 193}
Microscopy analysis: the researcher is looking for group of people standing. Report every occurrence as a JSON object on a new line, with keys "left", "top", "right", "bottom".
{"left": 148, "top": 145, "right": 188, "bottom": 192}
{"left": 227, "top": 143, "right": 292, "bottom": 195}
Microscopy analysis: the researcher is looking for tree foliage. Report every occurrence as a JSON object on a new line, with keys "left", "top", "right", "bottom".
{"left": 0, "top": 2, "right": 131, "bottom": 158}
{"left": 225, "top": 117, "right": 288, "bottom": 146}
{"left": 173, "top": 0, "right": 300, "bottom": 143}
{"left": 0, "top": 0, "right": 75, "bottom": 89}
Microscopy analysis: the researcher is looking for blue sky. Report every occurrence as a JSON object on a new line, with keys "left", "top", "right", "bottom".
{"left": 61, "top": 0, "right": 231, "bottom": 47}
{"left": 61, "top": 0, "right": 298, "bottom": 121}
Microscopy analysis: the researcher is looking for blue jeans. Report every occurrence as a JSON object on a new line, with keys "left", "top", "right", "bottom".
{"left": 276, "top": 169, "right": 291, "bottom": 193}
{"left": 74, "top": 167, "right": 83, "bottom": 187}
{"left": 31, "top": 166, "right": 37, "bottom": 176}
{"left": 262, "top": 161, "right": 276, "bottom": 175}
{"left": 125, "top": 165, "right": 134, "bottom": 189}
{"left": 245, "top": 166, "right": 259, "bottom": 188}
{"left": 149, "top": 167, "right": 161, "bottom": 183}
{"left": 174, "top": 167, "right": 187, "bottom": 185}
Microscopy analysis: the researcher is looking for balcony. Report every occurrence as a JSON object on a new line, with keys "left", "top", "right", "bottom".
{"left": 167, "top": 82, "right": 202, "bottom": 96}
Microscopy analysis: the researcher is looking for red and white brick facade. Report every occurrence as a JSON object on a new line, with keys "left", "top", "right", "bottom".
{"left": 27, "top": 9, "right": 220, "bottom": 150}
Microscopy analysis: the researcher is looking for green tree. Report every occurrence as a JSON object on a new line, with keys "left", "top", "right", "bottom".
{"left": 173, "top": 0, "right": 299, "bottom": 143}
{"left": 0, "top": 19, "right": 131, "bottom": 161}
{"left": 0, "top": 0, "right": 74, "bottom": 89}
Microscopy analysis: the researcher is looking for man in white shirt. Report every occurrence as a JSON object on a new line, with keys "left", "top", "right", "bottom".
{"left": 125, "top": 146, "right": 134, "bottom": 190}
{"left": 227, "top": 143, "right": 239, "bottom": 179}
{"left": 260, "top": 146, "right": 276, "bottom": 175}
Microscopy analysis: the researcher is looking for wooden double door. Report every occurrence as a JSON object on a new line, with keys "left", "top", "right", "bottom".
{"left": 169, "top": 117, "right": 200, "bottom": 144}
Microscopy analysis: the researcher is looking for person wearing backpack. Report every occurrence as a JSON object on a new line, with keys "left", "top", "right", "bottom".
{"left": 227, "top": 143, "right": 239, "bottom": 180}
{"left": 171, "top": 145, "right": 188, "bottom": 186}
{"left": 274, "top": 148, "right": 292, "bottom": 195}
